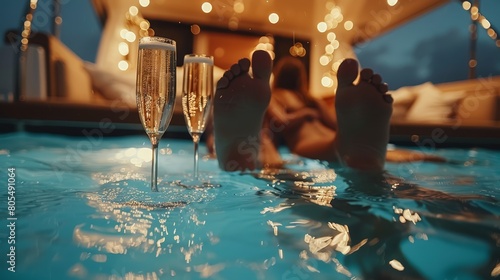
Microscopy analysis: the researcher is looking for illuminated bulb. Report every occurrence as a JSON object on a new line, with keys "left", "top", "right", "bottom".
{"left": 317, "top": 22, "right": 327, "bottom": 33}
{"left": 118, "top": 42, "right": 129, "bottom": 56}
{"left": 140, "top": 20, "right": 150, "bottom": 30}
{"left": 139, "top": 0, "right": 150, "bottom": 7}
{"left": 125, "top": 31, "right": 136, "bottom": 42}
{"left": 120, "top": 29, "right": 128, "bottom": 39}
{"left": 269, "top": 13, "right": 279, "bottom": 24}
{"left": 129, "top": 6, "right": 139, "bottom": 16}
{"left": 228, "top": 17, "right": 238, "bottom": 30}
{"left": 331, "top": 40, "right": 340, "bottom": 49}
{"left": 321, "top": 76, "right": 334, "bottom": 87}
{"left": 234, "top": 1, "right": 245, "bottom": 13}
{"left": 387, "top": 0, "right": 398, "bottom": 7}
{"left": 325, "top": 44, "right": 334, "bottom": 54}
{"left": 468, "top": 59, "right": 477, "bottom": 68}
{"left": 330, "top": 7, "right": 341, "bottom": 18}
{"left": 462, "top": 1, "right": 471, "bottom": 10}
{"left": 487, "top": 29, "right": 497, "bottom": 39}
{"left": 319, "top": 55, "right": 330, "bottom": 66}
{"left": 201, "top": 2, "right": 212, "bottom": 13}
{"left": 191, "top": 24, "right": 201, "bottom": 35}
{"left": 470, "top": 6, "right": 478, "bottom": 15}
{"left": 344, "top": 20, "right": 353, "bottom": 30}
{"left": 327, "top": 32, "right": 336, "bottom": 42}
{"left": 481, "top": 18, "right": 491, "bottom": 29}
{"left": 259, "top": 36, "right": 270, "bottom": 44}
{"left": 118, "top": 60, "right": 129, "bottom": 71}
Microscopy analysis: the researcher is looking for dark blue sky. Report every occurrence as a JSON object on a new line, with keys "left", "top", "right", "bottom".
{"left": 355, "top": 0, "right": 500, "bottom": 88}
{"left": 1, "top": 0, "right": 499, "bottom": 89}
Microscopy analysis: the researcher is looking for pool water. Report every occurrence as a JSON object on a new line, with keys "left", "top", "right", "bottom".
{"left": 0, "top": 132, "right": 499, "bottom": 279}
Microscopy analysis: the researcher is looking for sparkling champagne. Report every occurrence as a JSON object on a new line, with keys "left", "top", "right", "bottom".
{"left": 182, "top": 56, "right": 214, "bottom": 136}
{"left": 136, "top": 40, "right": 176, "bottom": 144}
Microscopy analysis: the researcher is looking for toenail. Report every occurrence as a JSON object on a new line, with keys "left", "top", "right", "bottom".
{"left": 383, "top": 94, "right": 393, "bottom": 103}
{"left": 360, "top": 69, "right": 373, "bottom": 81}
{"left": 372, "top": 74, "right": 382, "bottom": 84}
{"left": 230, "top": 64, "right": 241, "bottom": 75}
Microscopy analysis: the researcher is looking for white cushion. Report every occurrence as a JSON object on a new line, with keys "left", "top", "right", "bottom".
{"left": 389, "top": 86, "right": 417, "bottom": 120}
{"left": 405, "top": 82, "right": 465, "bottom": 122}
{"left": 83, "top": 62, "right": 136, "bottom": 106}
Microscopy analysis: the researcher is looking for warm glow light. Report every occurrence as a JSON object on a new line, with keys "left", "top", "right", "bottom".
{"left": 139, "top": 20, "right": 150, "bottom": 30}
{"left": 269, "top": 13, "right": 279, "bottom": 24}
{"left": 125, "top": 31, "right": 136, "bottom": 42}
{"left": 471, "top": 6, "right": 478, "bottom": 15}
{"left": 344, "top": 20, "right": 353, "bottom": 31}
{"left": 481, "top": 18, "right": 491, "bottom": 29}
{"left": 228, "top": 17, "right": 238, "bottom": 30}
{"left": 201, "top": 2, "right": 212, "bottom": 13}
{"left": 321, "top": 76, "right": 334, "bottom": 87}
{"left": 327, "top": 32, "right": 336, "bottom": 42}
{"left": 462, "top": 1, "right": 471, "bottom": 10}
{"left": 120, "top": 29, "right": 128, "bottom": 39}
{"left": 319, "top": 55, "right": 330, "bottom": 66}
{"left": 118, "top": 42, "right": 129, "bottom": 55}
{"left": 317, "top": 22, "right": 327, "bottom": 33}
{"left": 128, "top": 6, "right": 139, "bottom": 16}
{"left": 118, "top": 60, "right": 129, "bottom": 71}
{"left": 331, "top": 40, "right": 340, "bottom": 49}
{"left": 387, "top": 0, "right": 398, "bottom": 7}
{"left": 330, "top": 7, "right": 341, "bottom": 18}
{"left": 469, "top": 59, "right": 477, "bottom": 68}
{"left": 233, "top": 1, "right": 245, "bottom": 13}
{"left": 487, "top": 29, "right": 497, "bottom": 39}
{"left": 139, "top": 0, "right": 150, "bottom": 7}
{"left": 191, "top": 24, "right": 201, "bottom": 35}
{"left": 325, "top": 44, "right": 334, "bottom": 54}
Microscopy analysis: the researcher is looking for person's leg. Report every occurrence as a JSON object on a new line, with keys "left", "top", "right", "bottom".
{"left": 333, "top": 59, "right": 393, "bottom": 171}
{"left": 213, "top": 50, "right": 272, "bottom": 171}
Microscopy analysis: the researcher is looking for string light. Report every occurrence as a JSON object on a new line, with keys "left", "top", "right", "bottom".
{"left": 461, "top": 0, "right": 500, "bottom": 47}
{"left": 116, "top": 1, "right": 154, "bottom": 71}
{"left": 317, "top": 3, "right": 347, "bottom": 88}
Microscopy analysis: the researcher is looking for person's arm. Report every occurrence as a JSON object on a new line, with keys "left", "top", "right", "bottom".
{"left": 311, "top": 97, "right": 337, "bottom": 130}
{"left": 266, "top": 97, "right": 318, "bottom": 130}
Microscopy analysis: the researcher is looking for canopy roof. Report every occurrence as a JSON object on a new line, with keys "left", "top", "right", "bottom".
{"left": 92, "top": 0, "right": 450, "bottom": 43}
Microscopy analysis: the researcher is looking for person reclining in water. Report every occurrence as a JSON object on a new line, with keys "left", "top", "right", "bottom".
{"left": 213, "top": 50, "right": 443, "bottom": 172}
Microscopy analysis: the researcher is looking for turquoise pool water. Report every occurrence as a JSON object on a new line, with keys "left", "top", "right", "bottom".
{"left": 0, "top": 132, "right": 499, "bottom": 279}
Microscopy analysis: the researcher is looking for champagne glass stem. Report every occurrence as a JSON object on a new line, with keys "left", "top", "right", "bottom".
{"left": 151, "top": 142, "right": 159, "bottom": 192}
{"left": 192, "top": 134, "right": 201, "bottom": 180}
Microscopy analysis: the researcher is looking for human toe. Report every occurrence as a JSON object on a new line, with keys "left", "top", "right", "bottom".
{"left": 360, "top": 68, "right": 374, "bottom": 81}
{"left": 216, "top": 76, "right": 229, "bottom": 89}
{"left": 251, "top": 50, "right": 272, "bottom": 80}
{"left": 337, "top": 58, "right": 359, "bottom": 87}
{"left": 238, "top": 58, "right": 250, "bottom": 72}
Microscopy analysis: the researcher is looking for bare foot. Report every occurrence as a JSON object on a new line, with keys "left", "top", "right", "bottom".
{"left": 334, "top": 59, "right": 393, "bottom": 171}
{"left": 213, "top": 50, "right": 272, "bottom": 171}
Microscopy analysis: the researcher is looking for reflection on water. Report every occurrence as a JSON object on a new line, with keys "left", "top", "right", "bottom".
{"left": 0, "top": 133, "right": 499, "bottom": 279}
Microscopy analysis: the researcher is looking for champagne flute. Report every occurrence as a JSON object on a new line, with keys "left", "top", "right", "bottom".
{"left": 181, "top": 54, "right": 214, "bottom": 183}
{"left": 136, "top": 37, "right": 176, "bottom": 192}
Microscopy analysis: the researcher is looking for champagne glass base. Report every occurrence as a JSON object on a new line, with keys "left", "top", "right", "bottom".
{"left": 174, "top": 178, "right": 221, "bottom": 189}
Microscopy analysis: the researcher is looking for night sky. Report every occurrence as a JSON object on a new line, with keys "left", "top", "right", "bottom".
{"left": 1, "top": 0, "right": 499, "bottom": 90}
{"left": 355, "top": 0, "right": 500, "bottom": 88}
